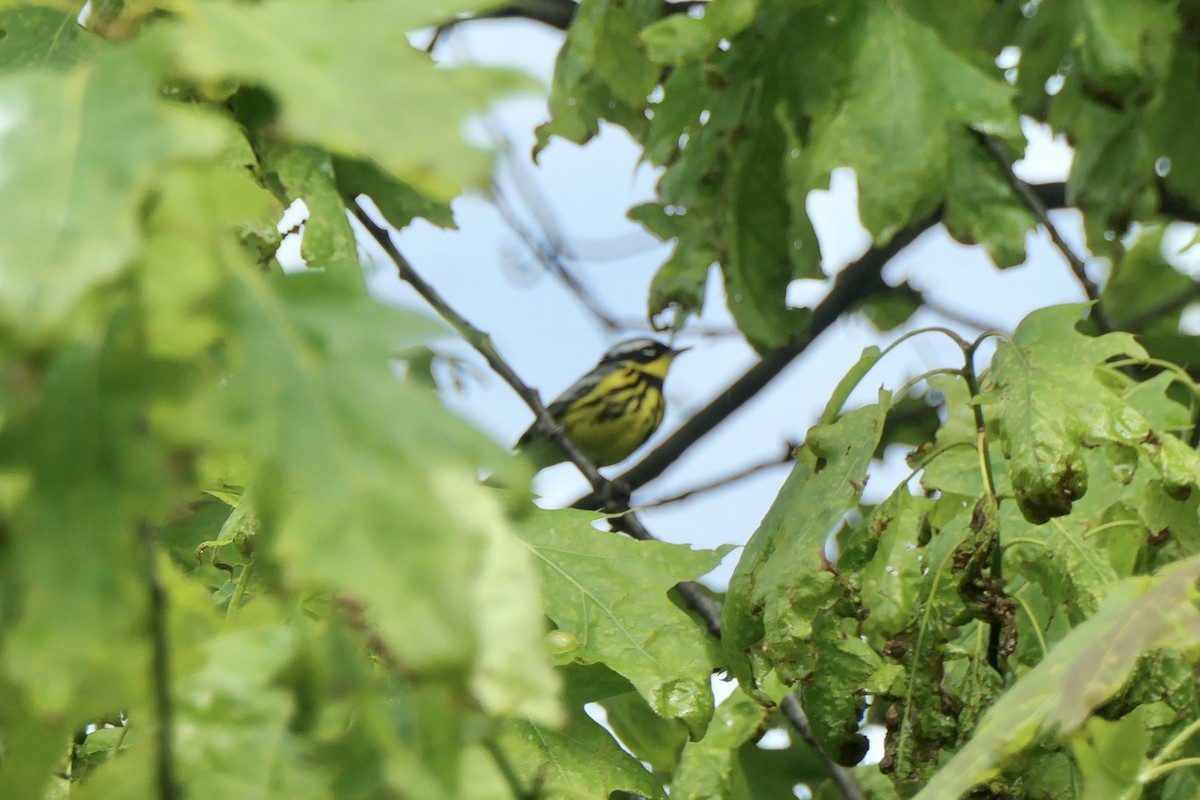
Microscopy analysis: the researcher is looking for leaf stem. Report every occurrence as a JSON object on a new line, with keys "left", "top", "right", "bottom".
{"left": 893, "top": 367, "right": 964, "bottom": 404}
{"left": 1143, "top": 715, "right": 1200, "bottom": 780}
{"left": 962, "top": 337, "right": 1004, "bottom": 672}
{"left": 226, "top": 558, "right": 255, "bottom": 617}
{"left": 1140, "top": 756, "right": 1200, "bottom": 784}
{"left": 1013, "top": 589, "right": 1048, "bottom": 659}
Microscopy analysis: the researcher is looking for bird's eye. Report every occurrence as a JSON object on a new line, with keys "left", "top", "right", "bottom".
{"left": 641, "top": 347, "right": 657, "bottom": 359}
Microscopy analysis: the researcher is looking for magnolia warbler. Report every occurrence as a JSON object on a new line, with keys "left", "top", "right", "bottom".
{"left": 517, "top": 338, "right": 688, "bottom": 468}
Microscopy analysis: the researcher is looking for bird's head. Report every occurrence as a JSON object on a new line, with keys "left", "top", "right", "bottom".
{"left": 601, "top": 338, "right": 689, "bottom": 380}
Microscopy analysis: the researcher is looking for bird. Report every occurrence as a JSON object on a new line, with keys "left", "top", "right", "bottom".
{"left": 516, "top": 338, "right": 689, "bottom": 469}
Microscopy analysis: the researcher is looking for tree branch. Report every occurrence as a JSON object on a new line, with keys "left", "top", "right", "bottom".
{"left": 427, "top": 0, "right": 708, "bottom": 46}
{"left": 977, "top": 134, "right": 1112, "bottom": 331}
{"left": 638, "top": 445, "right": 795, "bottom": 509}
{"left": 780, "top": 694, "right": 865, "bottom": 800}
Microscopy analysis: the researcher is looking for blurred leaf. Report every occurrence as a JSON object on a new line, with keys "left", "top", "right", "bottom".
{"left": 631, "top": 201, "right": 715, "bottom": 328}
{"left": 1070, "top": 705, "right": 1148, "bottom": 800}
{"left": 0, "top": 36, "right": 227, "bottom": 340}
{"left": 498, "top": 713, "right": 668, "bottom": 800}
{"left": 263, "top": 144, "right": 360, "bottom": 274}
{"left": 174, "top": 624, "right": 330, "bottom": 800}
{"left": 640, "top": 0, "right": 758, "bottom": 66}
{"left": 1100, "top": 225, "right": 1196, "bottom": 330}
{"left": 601, "top": 690, "right": 688, "bottom": 778}
{"left": 535, "top": 0, "right": 657, "bottom": 149}
{"left": 671, "top": 689, "right": 768, "bottom": 800}
{"left": 942, "top": 130, "right": 1035, "bottom": 268}
{"left": 517, "top": 510, "right": 729, "bottom": 738}
{"left": 333, "top": 155, "right": 455, "bottom": 231}
{"left": 914, "top": 555, "right": 1200, "bottom": 800}
{"left": 850, "top": 284, "right": 924, "bottom": 333}
{"left": 0, "top": 5, "right": 99, "bottom": 69}
{"left": 1073, "top": 0, "right": 1176, "bottom": 104}
{"left": 170, "top": 0, "right": 520, "bottom": 199}
{"left": 213, "top": 270, "right": 532, "bottom": 697}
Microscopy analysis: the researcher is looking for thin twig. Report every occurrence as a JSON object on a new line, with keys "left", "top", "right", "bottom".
{"left": 976, "top": 133, "right": 1111, "bottom": 331}
{"left": 351, "top": 199, "right": 607, "bottom": 491}
{"left": 639, "top": 446, "right": 795, "bottom": 509}
{"left": 920, "top": 299, "right": 1009, "bottom": 334}
{"left": 780, "top": 694, "right": 866, "bottom": 800}
{"left": 140, "top": 522, "right": 180, "bottom": 800}
{"left": 1118, "top": 280, "right": 1200, "bottom": 330}
{"left": 490, "top": 181, "right": 624, "bottom": 330}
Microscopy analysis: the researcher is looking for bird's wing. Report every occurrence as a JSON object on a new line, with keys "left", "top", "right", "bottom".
{"left": 516, "top": 366, "right": 608, "bottom": 448}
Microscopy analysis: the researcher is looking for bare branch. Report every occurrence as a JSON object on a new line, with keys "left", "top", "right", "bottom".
{"left": 639, "top": 446, "right": 795, "bottom": 509}
{"left": 427, "top": 0, "right": 708, "bottom": 46}
{"left": 976, "top": 134, "right": 1111, "bottom": 331}
{"left": 920, "top": 300, "right": 1010, "bottom": 334}
{"left": 1117, "top": 280, "right": 1200, "bottom": 331}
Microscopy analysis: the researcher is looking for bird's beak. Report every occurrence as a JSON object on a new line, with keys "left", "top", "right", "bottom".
{"left": 669, "top": 345, "right": 691, "bottom": 357}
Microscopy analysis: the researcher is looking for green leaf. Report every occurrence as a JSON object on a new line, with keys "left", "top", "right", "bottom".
{"left": 600, "top": 690, "right": 688, "bottom": 777}
{"left": 942, "top": 130, "right": 1035, "bottom": 268}
{"left": 535, "top": 0, "right": 657, "bottom": 149}
{"left": 139, "top": 162, "right": 281, "bottom": 360}
{"left": 0, "top": 331, "right": 172, "bottom": 717}
{"left": 263, "top": 144, "right": 360, "bottom": 274}
{"left": 988, "top": 304, "right": 1146, "bottom": 523}
{"left": 859, "top": 491, "right": 934, "bottom": 639}
{"left": 631, "top": 201, "right": 715, "bottom": 328}
{"left": 170, "top": 0, "right": 519, "bottom": 199}
{"left": 1073, "top": 0, "right": 1177, "bottom": 105}
{"left": 1070, "top": 707, "right": 1150, "bottom": 800}
{"left": 333, "top": 155, "right": 455, "bottom": 231}
{"left": 722, "top": 105, "right": 810, "bottom": 351}
{"left": 798, "top": 3, "right": 1018, "bottom": 244}
{"left": 1147, "top": 47, "right": 1200, "bottom": 211}
{"left": 914, "top": 555, "right": 1200, "bottom": 800}
{"left": 0, "top": 5, "right": 99, "bottom": 70}
{"left": 516, "top": 509, "right": 729, "bottom": 738}
{"left": 723, "top": 400, "right": 889, "bottom": 691}
{"left": 671, "top": 689, "right": 769, "bottom": 800}
{"left": 800, "top": 613, "right": 880, "bottom": 765}
{"left": 497, "top": 714, "right": 668, "bottom": 800}
{"left": 0, "top": 36, "right": 227, "bottom": 340}
{"left": 175, "top": 624, "right": 330, "bottom": 800}
{"left": 213, "top": 270, "right": 536, "bottom": 701}
{"left": 640, "top": 0, "right": 759, "bottom": 66}
{"left": 1099, "top": 224, "right": 1196, "bottom": 330}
